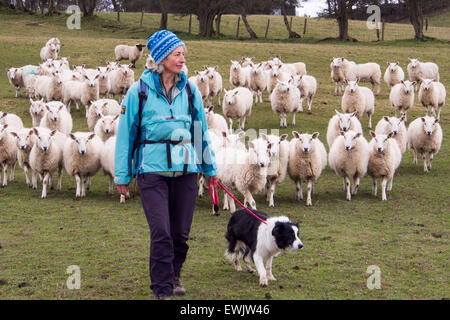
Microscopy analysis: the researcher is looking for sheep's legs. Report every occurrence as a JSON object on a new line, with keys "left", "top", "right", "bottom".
{"left": 243, "top": 191, "right": 256, "bottom": 210}
{"left": 81, "top": 177, "right": 86, "bottom": 197}
{"left": 268, "top": 182, "right": 276, "bottom": 207}
{"left": 9, "top": 162, "right": 16, "bottom": 181}
{"left": 57, "top": 167, "right": 63, "bottom": 191}
{"left": 295, "top": 181, "right": 303, "bottom": 201}
{"left": 223, "top": 193, "right": 229, "bottom": 210}
{"left": 23, "top": 166, "right": 31, "bottom": 186}
{"left": 428, "top": 153, "right": 434, "bottom": 171}
{"left": 292, "top": 112, "right": 296, "bottom": 126}
{"left": 412, "top": 150, "right": 418, "bottom": 165}
{"left": 240, "top": 117, "right": 246, "bottom": 130}
{"left": 387, "top": 177, "right": 393, "bottom": 192}
{"left": 75, "top": 174, "right": 82, "bottom": 198}
{"left": 345, "top": 177, "right": 351, "bottom": 201}
{"left": 228, "top": 118, "right": 233, "bottom": 132}
{"left": 334, "top": 82, "right": 338, "bottom": 95}
{"left": 381, "top": 177, "right": 388, "bottom": 201}
{"left": 352, "top": 176, "right": 360, "bottom": 195}
{"left": 1, "top": 164, "right": 7, "bottom": 187}
{"left": 367, "top": 112, "right": 372, "bottom": 129}
{"left": 32, "top": 171, "right": 37, "bottom": 189}
{"left": 265, "top": 256, "right": 276, "bottom": 281}
{"left": 423, "top": 154, "right": 428, "bottom": 172}
{"left": 306, "top": 180, "right": 313, "bottom": 206}
{"left": 372, "top": 179, "right": 378, "bottom": 196}
{"left": 307, "top": 97, "right": 313, "bottom": 114}
{"left": 108, "top": 175, "right": 114, "bottom": 196}
{"left": 41, "top": 172, "right": 50, "bottom": 198}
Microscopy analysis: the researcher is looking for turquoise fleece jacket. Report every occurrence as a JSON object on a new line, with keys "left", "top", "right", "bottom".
{"left": 114, "top": 69, "right": 218, "bottom": 185}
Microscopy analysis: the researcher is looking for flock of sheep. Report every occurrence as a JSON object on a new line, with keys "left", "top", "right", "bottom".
{"left": 2, "top": 37, "right": 446, "bottom": 211}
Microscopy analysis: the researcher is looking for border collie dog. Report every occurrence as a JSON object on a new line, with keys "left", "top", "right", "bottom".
{"left": 225, "top": 209, "right": 303, "bottom": 286}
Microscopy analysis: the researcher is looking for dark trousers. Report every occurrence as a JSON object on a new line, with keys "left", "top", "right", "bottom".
{"left": 137, "top": 172, "right": 198, "bottom": 296}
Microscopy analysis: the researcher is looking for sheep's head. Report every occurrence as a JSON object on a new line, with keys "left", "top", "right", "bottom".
{"left": 331, "top": 57, "right": 343, "bottom": 68}
{"left": 83, "top": 72, "right": 100, "bottom": 88}
{"left": 34, "top": 128, "right": 56, "bottom": 152}
{"left": 272, "top": 57, "right": 282, "bottom": 66}
{"left": 99, "top": 114, "right": 119, "bottom": 135}
{"left": 230, "top": 60, "right": 241, "bottom": 71}
{"left": 408, "top": 58, "right": 420, "bottom": 68}
{"left": 387, "top": 62, "right": 400, "bottom": 73}
{"left": 335, "top": 110, "right": 358, "bottom": 132}
{"left": 383, "top": 116, "right": 404, "bottom": 136}
{"left": 49, "top": 43, "right": 57, "bottom": 52}
{"left": 241, "top": 57, "right": 254, "bottom": 67}
{"left": 204, "top": 66, "right": 218, "bottom": 79}
{"left": 45, "top": 104, "right": 64, "bottom": 122}
{"left": 265, "top": 134, "right": 287, "bottom": 158}
{"left": 420, "top": 78, "right": 435, "bottom": 91}
{"left": 370, "top": 131, "right": 393, "bottom": 153}
{"left": 10, "top": 130, "right": 32, "bottom": 151}
{"left": 270, "top": 64, "right": 281, "bottom": 77}
{"left": 340, "top": 130, "right": 361, "bottom": 151}
{"left": 97, "top": 67, "right": 109, "bottom": 79}
{"left": 7, "top": 68, "right": 19, "bottom": 80}
{"left": 69, "top": 133, "right": 96, "bottom": 155}
{"left": 224, "top": 89, "right": 238, "bottom": 105}
{"left": 222, "top": 130, "right": 245, "bottom": 149}
{"left": 293, "top": 131, "right": 319, "bottom": 153}
{"left": 345, "top": 80, "right": 359, "bottom": 93}
{"left": 136, "top": 44, "right": 145, "bottom": 51}
{"left": 29, "top": 98, "right": 46, "bottom": 116}
{"left": 400, "top": 80, "right": 415, "bottom": 94}
{"left": 421, "top": 116, "right": 439, "bottom": 136}
{"left": 248, "top": 136, "right": 270, "bottom": 168}
{"left": 276, "top": 79, "right": 291, "bottom": 92}
{"left": 195, "top": 70, "right": 208, "bottom": 83}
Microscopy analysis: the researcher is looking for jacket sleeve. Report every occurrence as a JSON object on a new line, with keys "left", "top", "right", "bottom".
{"left": 190, "top": 83, "right": 218, "bottom": 178}
{"left": 114, "top": 82, "right": 140, "bottom": 185}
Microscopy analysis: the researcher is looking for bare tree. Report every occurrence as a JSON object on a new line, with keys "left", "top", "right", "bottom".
{"left": 78, "top": 0, "right": 97, "bottom": 17}
{"left": 159, "top": 0, "right": 167, "bottom": 29}
{"left": 323, "top": 0, "right": 358, "bottom": 41}
{"left": 239, "top": 1, "right": 258, "bottom": 39}
{"left": 279, "top": 0, "right": 301, "bottom": 38}
{"left": 111, "top": 0, "right": 120, "bottom": 24}
{"left": 406, "top": 0, "right": 424, "bottom": 40}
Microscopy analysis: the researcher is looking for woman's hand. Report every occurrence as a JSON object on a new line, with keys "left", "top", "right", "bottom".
{"left": 116, "top": 184, "right": 130, "bottom": 196}
{"left": 207, "top": 175, "right": 218, "bottom": 185}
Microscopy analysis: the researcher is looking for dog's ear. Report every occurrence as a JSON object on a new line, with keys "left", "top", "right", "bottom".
{"left": 272, "top": 222, "right": 285, "bottom": 237}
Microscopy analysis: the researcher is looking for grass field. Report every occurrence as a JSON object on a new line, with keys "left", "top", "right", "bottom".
{"left": 0, "top": 11, "right": 449, "bottom": 300}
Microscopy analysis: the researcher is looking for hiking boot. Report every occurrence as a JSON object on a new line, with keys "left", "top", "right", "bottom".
{"left": 173, "top": 275, "right": 186, "bottom": 296}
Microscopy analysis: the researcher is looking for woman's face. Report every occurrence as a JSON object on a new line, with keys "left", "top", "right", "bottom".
{"left": 162, "top": 46, "right": 186, "bottom": 74}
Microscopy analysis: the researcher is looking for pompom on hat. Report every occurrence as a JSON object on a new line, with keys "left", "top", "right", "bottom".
{"left": 147, "top": 30, "right": 185, "bottom": 64}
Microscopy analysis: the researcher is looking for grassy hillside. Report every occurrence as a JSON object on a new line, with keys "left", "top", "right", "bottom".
{"left": 0, "top": 12, "right": 449, "bottom": 300}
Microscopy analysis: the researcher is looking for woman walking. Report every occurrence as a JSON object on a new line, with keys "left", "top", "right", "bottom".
{"left": 115, "top": 30, "right": 218, "bottom": 300}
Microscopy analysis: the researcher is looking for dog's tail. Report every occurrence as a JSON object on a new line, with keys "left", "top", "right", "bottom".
{"left": 224, "top": 240, "right": 246, "bottom": 262}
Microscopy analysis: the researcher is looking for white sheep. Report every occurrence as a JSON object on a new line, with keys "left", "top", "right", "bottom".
{"left": 222, "top": 87, "right": 253, "bottom": 131}
{"left": 326, "top": 110, "right": 362, "bottom": 149}
{"left": 96, "top": 67, "right": 111, "bottom": 98}
{"left": 109, "top": 64, "right": 135, "bottom": 104}
{"left": 39, "top": 103, "right": 73, "bottom": 134}
{"left": 407, "top": 116, "right": 443, "bottom": 172}
{"left": 384, "top": 62, "right": 405, "bottom": 88}
{"left": 204, "top": 66, "right": 223, "bottom": 106}
{"left": 328, "top": 130, "right": 370, "bottom": 201}
{"left": 333, "top": 58, "right": 381, "bottom": 94}
{"left": 330, "top": 57, "right": 346, "bottom": 95}
{"left": 87, "top": 99, "right": 121, "bottom": 132}
{"left": 115, "top": 44, "right": 145, "bottom": 68}
{"left": 63, "top": 132, "right": 103, "bottom": 198}
{"left": 7, "top": 68, "right": 24, "bottom": 98}
{"left": 389, "top": 80, "right": 415, "bottom": 122}
{"left": 216, "top": 134, "right": 270, "bottom": 212}
{"left": 94, "top": 114, "right": 119, "bottom": 142}
{"left": 266, "top": 63, "right": 289, "bottom": 94}
{"left": 9, "top": 128, "right": 34, "bottom": 187}
{"left": 341, "top": 80, "right": 375, "bottom": 128}
{"left": 40, "top": 43, "right": 58, "bottom": 62}
{"left": 204, "top": 106, "right": 228, "bottom": 134}
{"left": 248, "top": 63, "right": 268, "bottom": 104}
{"left": 62, "top": 71, "right": 100, "bottom": 114}
{"left": 407, "top": 58, "right": 440, "bottom": 91}
{"left": 0, "top": 112, "right": 24, "bottom": 129}
{"left": 29, "top": 127, "right": 66, "bottom": 197}
{"left": 270, "top": 78, "right": 301, "bottom": 128}
{"left": 293, "top": 74, "right": 317, "bottom": 114}
{"left": 418, "top": 79, "right": 446, "bottom": 120}
{"left": 375, "top": 116, "right": 407, "bottom": 154}
{"left": 288, "top": 132, "right": 327, "bottom": 206}
{"left": 265, "top": 133, "right": 289, "bottom": 207}
{"left": 229, "top": 60, "right": 251, "bottom": 88}
{"left": 188, "top": 70, "right": 210, "bottom": 105}
{"left": 34, "top": 72, "right": 63, "bottom": 102}
{"left": 0, "top": 124, "right": 18, "bottom": 186}
{"left": 367, "top": 131, "right": 402, "bottom": 201}
{"left": 46, "top": 38, "right": 61, "bottom": 53}
{"left": 100, "top": 136, "right": 127, "bottom": 203}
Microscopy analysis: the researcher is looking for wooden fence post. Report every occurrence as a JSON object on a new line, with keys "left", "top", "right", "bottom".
{"left": 265, "top": 18, "right": 270, "bottom": 39}
{"left": 236, "top": 16, "right": 240, "bottom": 39}
{"left": 289, "top": 16, "right": 293, "bottom": 29}
{"left": 303, "top": 18, "right": 307, "bottom": 35}
{"left": 376, "top": 26, "right": 380, "bottom": 41}
{"left": 382, "top": 20, "right": 385, "bottom": 41}
{"left": 188, "top": 14, "right": 192, "bottom": 34}
{"left": 139, "top": 8, "right": 144, "bottom": 27}
{"left": 425, "top": 18, "right": 428, "bottom": 31}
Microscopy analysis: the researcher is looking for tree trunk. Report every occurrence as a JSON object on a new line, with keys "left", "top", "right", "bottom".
{"left": 407, "top": 0, "right": 424, "bottom": 40}
{"left": 159, "top": 0, "right": 167, "bottom": 30}
{"left": 46, "top": 0, "right": 54, "bottom": 16}
{"left": 197, "top": 9, "right": 216, "bottom": 37}
{"left": 111, "top": 0, "right": 120, "bottom": 24}
{"left": 215, "top": 13, "right": 222, "bottom": 38}
{"left": 140, "top": 8, "right": 144, "bottom": 27}
{"left": 336, "top": 0, "right": 351, "bottom": 40}
{"left": 241, "top": 13, "right": 257, "bottom": 39}
{"left": 280, "top": 2, "right": 301, "bottom": 38}
{"left": 16, "top": 0, "right": 25, "bottom": 11}
{"left": 78, "top": 0, "right": 96, "bottom": 17}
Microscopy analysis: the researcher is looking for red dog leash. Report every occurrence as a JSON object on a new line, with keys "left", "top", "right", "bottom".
{"left": 208, "top": 179, "right": 267, "bottom": 225}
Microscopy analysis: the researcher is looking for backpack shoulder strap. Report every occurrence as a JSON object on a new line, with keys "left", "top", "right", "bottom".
{"left": 133, "top": 79, "right": 148, "bottom": 175}
{"left": 185, "top": 80, "right": 194, "bottom": 116}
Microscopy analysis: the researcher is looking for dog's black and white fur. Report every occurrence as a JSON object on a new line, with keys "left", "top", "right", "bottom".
{"left": 225, "top": 209, "right": 303, "bottom": 286}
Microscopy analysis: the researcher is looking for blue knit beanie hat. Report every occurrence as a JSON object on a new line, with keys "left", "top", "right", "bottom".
{"left": 147, "top": 30, "right": 185, "bottom": 64}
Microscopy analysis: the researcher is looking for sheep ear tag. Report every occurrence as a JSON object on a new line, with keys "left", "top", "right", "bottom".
{"left": 121, "top": 106, "right": 126, "bottom": 114}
